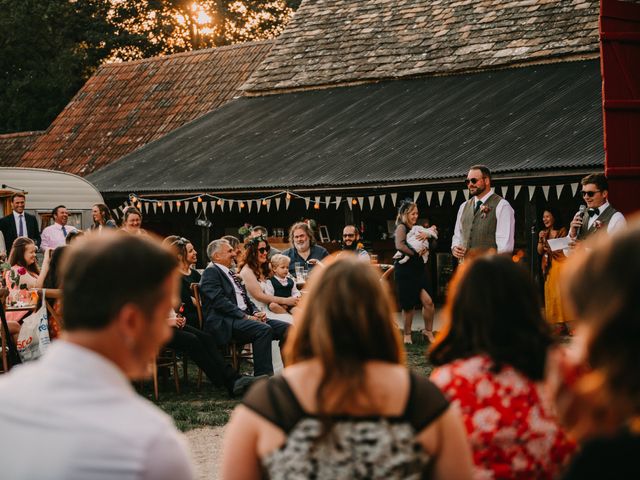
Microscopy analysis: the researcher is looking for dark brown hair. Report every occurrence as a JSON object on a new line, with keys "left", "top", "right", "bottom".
{"left": 11, "top": 192, "right": 25, "bottom": 202}
{"left": 62, "top": 232, "right": 177, "bottom": 331}
{"left": 581, "top": 172, "right": 608, "bottom": 192}
{"left": 284, "top": 255, "right": 404, "bottom": 417}
{"left": 43, "top": 246, "right": 68, "bottom": 289}
{"left": 469, "top": 164, "right": 492, "bottom": 179}
{"left": 238, "top": 236, "right": 271, "bottom": 280}
{"left": 430, "top": 255, "right": 552, "bottom": 380}
{"left": 92, "top": 203, "right": 113, "bottom": 226}
{"left": 8, "top": 237, "right": 40, "bottom": 275}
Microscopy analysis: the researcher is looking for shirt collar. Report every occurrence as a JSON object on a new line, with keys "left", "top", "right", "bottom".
{"left": 13, "top": 211, "right": 24, "bottom": 219}
{"left": 214, "top": 262, "right": 231, "bottom": 275}
{"left": 476, "top": 188, "right": 495, "bottom": 204}
{"left": 594, "top": 202, "right": 609, "bottom": 215}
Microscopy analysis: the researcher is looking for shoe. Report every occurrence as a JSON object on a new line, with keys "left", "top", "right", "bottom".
{"left": 403, "top": 334, "right": 413, "bottom": 345}
{"left": 232, "top": 374, "right": 268, "bottom": 397}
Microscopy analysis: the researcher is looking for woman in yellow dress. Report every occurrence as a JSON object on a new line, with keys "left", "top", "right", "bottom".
{"left": 537, "top": 208, "right": 568, "bottom": 333}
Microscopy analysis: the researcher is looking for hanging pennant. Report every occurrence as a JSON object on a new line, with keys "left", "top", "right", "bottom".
{"left": 357, "top": 197, "right": 364, "bottom": 208}
{"left": 208, "top": 201, "right": 214, "bottom": 213}
{"left": 247, "top": 200, "right": 253, "bottom": 213}
{"left": 463, "top": 189, "right": 470, "bottom": 200}
{"left": 514, "top": 185, "right": 522, "bottom": 199}
{"left": 159, "top": 202, "right": 165, "bottom": 213}
{"left": 390, "top": 193, "right": 397, "bottom": 206}
{"left": 285, "top": 197, "right": 291, "bottom": 210}
{"left": 304, "top": 197, "right": 310, "bottom": 209}
{"left": 347, "top": 197, "right": 353, "bottom": 210}
{"left": 335, "top": 196, "right": 342, "bottom": 209}
{"left": 426, "top": 191, "right": 433, "bottom": 205}
{"left": 542, "top": 186, "right": 550, "bottom": 201}
{"left": 265, "top": 199, "right": 272, "bottom": 212}
{"left": 571, "top": 183, "right": 579, "bottom": 196}
{"left": 437, "top": 191, "right": 445, "bottom": 205}
{"left": 153, "top": 203, "right": 157, "bottom": 214}
{"left": 450, "top": 191, "right": 457, "bottom": 204}
{"left": 527, "top": 186, "right": 536, "bottom": 201}
{"left": 184, "top": 202, "right": 190, "bottom": 214}
{"left": 555, "top": 184, "right": 564, "bottom": 199}
{"left": 413, "top": 191, "right": 420, "bottom": 202}
{"left": 315, "top": 196, "right": 320, "bottom": 208}
{"left": 275, "top": 198, "right": 281, "bottom": 210}
{"left": 379, "top": 194, "right": 386, "bottom": 208}
{"left": 191, "top": 201, "right": 198, "bottom": 213}
{"left": 143, "top": 202, "right": 150, "bottom": 214}
{"left": 168, "top": 201, "right": 174, "bottom": 213}
{"left": 368, "top": 196, "right": 375, "bottom": 209}
{"left": 500, "top": 186, "right": 508, "bottom": 198}
{"left": 324, "top": 196, "right": 331, "bottom": 207}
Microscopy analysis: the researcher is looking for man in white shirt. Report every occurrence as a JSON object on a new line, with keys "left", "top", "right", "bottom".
{"left": 0, "top": 233, "right": 195, "bottom": 480}
{"left": 452, "top": 165, "right": 515, "bottom": 259}
{"left": 40, "top": 205, "right": 78, "bottom": 250}
{"left": 568, "top": 173, "right": 626, "bottom": 246}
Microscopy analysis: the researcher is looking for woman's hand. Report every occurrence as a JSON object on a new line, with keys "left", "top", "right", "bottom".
{"left": 415, "top": 231, "right": 429, "bottom": 241}
{"left": 284, "top": 296, "right": 299, "bottom": 307}
{"left": 539, "top": 230, "right": 548, "bottom": 241}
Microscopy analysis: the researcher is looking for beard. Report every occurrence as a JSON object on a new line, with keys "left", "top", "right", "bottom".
{"left": 295, "top": 241, "right": 310, "bottom": 252}
{"left": 342, "top": 241, "right": 357, "bottom": 250}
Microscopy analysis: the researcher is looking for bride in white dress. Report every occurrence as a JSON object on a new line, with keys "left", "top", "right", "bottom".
{"left": 238, "top": 237, "right": 297, "bottom": 372}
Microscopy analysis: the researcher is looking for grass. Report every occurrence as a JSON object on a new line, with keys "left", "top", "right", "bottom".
{"left": 145, "top": 335, "right": 434, "bottom": 432}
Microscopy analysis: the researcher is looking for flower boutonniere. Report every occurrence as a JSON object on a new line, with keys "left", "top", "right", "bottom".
{"left": 594, "top": 220, "right": 603, "bottom": 230}
{"left": 480, "top": 204, "right": 492, "bottom": 219}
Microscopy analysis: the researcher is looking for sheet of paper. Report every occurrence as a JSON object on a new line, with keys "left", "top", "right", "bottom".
{"left": 547, "top": 237, "right": 570, "bottom": 252}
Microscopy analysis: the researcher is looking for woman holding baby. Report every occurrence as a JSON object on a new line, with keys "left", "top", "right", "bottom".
{"left": 394, "top": 200, "right": 436, "bottom": 344}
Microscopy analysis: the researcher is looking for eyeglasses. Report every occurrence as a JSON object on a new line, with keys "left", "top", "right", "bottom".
{"left": 581, "top": 190, "right": 601, "bottom": 198}
{"left": 465, "top": 177, "right": 483, "bottom": 185}
{"left": 258, "top": 247, "right": 270, "bottom": 254}
{"left": 343, "top": 233, "right": 356, "bottom": 238}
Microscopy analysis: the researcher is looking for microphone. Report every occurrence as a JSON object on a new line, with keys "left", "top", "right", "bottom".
{"left": 575, "top": 205, "right": 586, "bottom": 238}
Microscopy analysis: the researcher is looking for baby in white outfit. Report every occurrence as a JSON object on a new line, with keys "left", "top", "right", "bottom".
{"left": 393, "top": 225, "right": 438, "bottom": 264}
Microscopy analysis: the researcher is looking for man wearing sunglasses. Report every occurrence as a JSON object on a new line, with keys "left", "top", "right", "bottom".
{"left": 568, "top": 173, "right": 625, "bottom": 243}
{"left": 340, "top": 225, "right": 370, "bottom": 261}
{"left": 452, "top": 165, "right": 515, "bottom": 260}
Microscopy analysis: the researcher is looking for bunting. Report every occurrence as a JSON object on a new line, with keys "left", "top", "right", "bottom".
{"left": 390, "top": 193, "right": 397, "bottom": 206}
{"left": 379, "top": 194, "right": 386, "bottom": 208}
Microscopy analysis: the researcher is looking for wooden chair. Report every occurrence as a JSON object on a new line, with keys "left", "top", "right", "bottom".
{"left": 152, "top": 348, "right": 181, "bottom": 400}
{"left": 191, "top": 283, "right": 252, "bottom": 372}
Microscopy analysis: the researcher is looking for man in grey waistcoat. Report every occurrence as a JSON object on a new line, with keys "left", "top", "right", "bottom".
{"left": 452, "top": 165, "right": 515, "bottom": 260}
{"left": 568, "top": 173, "right": 626, "bottom": 247}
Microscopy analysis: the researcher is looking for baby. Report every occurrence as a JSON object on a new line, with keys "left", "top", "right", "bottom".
{"left": 393, "top": 225, "right": 438, "bottom": 264}
{"left": 265, "top": 254, "right": 301, "bottom": 314}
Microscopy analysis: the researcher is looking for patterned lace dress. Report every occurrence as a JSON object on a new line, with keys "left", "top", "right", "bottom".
{"left": 242, "top": 371, "right": 449, "bottom": 479}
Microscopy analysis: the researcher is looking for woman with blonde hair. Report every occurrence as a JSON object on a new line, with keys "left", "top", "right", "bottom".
{"left": 222, "top": 255, "right": 472, "bottom": 480}
{"left": 121, "top": 207, "right": 145, "bottom": 235}
{"left": 548, "top": 219, "right": 640, "bottom": 478}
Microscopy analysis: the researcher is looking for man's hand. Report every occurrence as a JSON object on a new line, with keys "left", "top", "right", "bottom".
{"left": 285, "top": 297, "right": 299, "bottom": 307}
{"left": 250, "top": 312, "right": 267, "bottom": 322}
{"left": 452, "top": 245, "right": 466, "bottom": 259}
{"left": 569, "top": 212, "right": 583, "bottom": 238}
{"left": 307, "top": 258, "right": 319, "bottom": 265}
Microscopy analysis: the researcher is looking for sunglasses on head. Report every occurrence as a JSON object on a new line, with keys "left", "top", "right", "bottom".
{"left": 171, "top": 237, "right": 189, "bottom": 246}
{"left": 258, "top": 246, "right": 270, "bottom": 254}
{"left": 581, "top": 190, "right": 600, "bottom": 198}
{"left": 465, "top": 177, "right": 483, "bottom": 185}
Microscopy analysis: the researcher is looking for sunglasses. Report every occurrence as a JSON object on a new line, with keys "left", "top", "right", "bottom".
{"left": 465, "top": 177, "right": 483, "bottom": 185}
{"left": 258, "top": 247, "right": 270, "bottom": 254}
{"left": 343, "top": 233, "right": 356, "bottom": 238}
{"left": 171, "top": 237, "right": 189, "bottom": 246}
{"left": 581, "top": 190, "right": 601, "bottom": 198}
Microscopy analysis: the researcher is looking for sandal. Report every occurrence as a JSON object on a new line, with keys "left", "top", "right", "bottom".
{"left": 403, "top": 334, "right": 413, "bottom": 345}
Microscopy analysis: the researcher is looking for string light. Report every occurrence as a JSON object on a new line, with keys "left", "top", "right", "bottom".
{"left": 240, "top": 202, "right": 245, "bottom": 209}
{"left": 286, "top": 192, "right": 292, "bottom": 200}
{"left": 157, "top": 201, "right": 163, "bottom": 207}
{"left": 262, "top": 200, "right": 267, "bottom": 206}
{"left": 352, "top": 199, "right": 358, "bottom": 205}
{"left": 176, "top": 201, "right": 182, "bottom": 208}
{"left": 217, "top": 199, "right": 222, "bottom": 206}
{"left": 314, "top": 202, "right": 320, "bottom": 210}
{"left": 197, "top": 196, "right": 203, "bottom": 203}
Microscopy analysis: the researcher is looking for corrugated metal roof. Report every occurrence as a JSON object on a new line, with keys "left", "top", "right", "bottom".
{"left": 88, "top": 60, "right": 604, "bottom": 194}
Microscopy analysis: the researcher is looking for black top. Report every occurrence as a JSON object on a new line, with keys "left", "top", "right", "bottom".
{"left": 563, "top": 428, "right": 640, "bottom": 479}
{"left": 180, "top": 269, "right": 201, "bottom": 329}
{"left": 269, "top": 276, "right": 294, "bottom": 298}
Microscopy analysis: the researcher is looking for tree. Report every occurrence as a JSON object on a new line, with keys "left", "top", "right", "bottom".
{"left": 0, "top": 0, "right": 300, "bottom": 133}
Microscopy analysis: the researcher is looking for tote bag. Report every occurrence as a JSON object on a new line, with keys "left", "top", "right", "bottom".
{"left": 16, "top": 292, "right": 51, "bottom": 362}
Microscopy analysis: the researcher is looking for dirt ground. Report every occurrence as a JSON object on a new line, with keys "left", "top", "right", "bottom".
{"left": 185, "top": 426, "right": 226, "bottom": 480}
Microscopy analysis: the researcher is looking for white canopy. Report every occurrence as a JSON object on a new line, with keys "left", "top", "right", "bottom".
{"left": 1, "top": 167, "right": 104, "bottom": 211}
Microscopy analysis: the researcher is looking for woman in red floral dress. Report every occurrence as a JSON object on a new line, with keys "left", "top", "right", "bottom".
{"left": 430, "top": 256, "right": 575, "bottom": 479}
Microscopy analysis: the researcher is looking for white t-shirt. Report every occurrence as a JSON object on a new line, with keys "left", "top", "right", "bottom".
{"left": 0, "top": 341, "right": 194, "bottom": 480}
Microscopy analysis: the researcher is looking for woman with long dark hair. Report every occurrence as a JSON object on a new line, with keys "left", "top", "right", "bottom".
{"left": 393, "top": 200, "right": 434, "bottom": 344}
{"left": 90, "top": 203, "right": 116, "bottom": 231}
{"left": 222, "top": 256, "right": 472, "bottom": 480}
{"left": 164, "top": 235, "right": 201, "bottom": 329}
{"left": 430, "top": 255, "right": 575, "bottom": 478}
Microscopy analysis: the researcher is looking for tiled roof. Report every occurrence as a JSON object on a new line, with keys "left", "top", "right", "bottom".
{"left": 0, "top": 131, "right": 44, "bottom": 167}
{"left": 243, "top": 0, "right": 599, "bottom": 93}
{"left": 21, "top": 41, "right": 273, "bottom": 176}
{"left": 89, "top": 60, "right": 603, "bottom": 194}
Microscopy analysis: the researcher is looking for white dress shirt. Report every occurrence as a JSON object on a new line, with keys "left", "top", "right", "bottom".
{"left": 264, "top": 275, "right": 302, "bottom": 298}
{"left": 0, "top": 341, "right": 194, "bottom": 480}
{"left": 215, "top": 262, "right": 247, "bottom": 311}
{"left": 585, "top": 202, "right": 626, "bottom": 233}
{"left": 0, "top": 230, "right": 6, "bottom": 255}
{"left": 40, "top": 222, "right": 78, "bottom": 250}
{"left": 451, "top": 188, "right": 515, "bottom": 254}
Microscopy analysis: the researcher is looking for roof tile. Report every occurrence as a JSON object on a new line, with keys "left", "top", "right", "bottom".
{"left": 0, "top": 132, "right": 44, "bottom": 167}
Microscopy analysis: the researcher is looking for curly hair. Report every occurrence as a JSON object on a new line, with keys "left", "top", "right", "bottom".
{"left": 8, "top": 237, "right": 40, "bottom": 275}
{"left": 238, "top": 236, "right": 271, "bottom": 280}
{"left": 288, "top": 222, "right": 316, "bottom": 247}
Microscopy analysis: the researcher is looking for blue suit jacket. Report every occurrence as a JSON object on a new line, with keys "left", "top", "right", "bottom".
{"left": 199, "top": 264, "right": 257, "bottom": 345}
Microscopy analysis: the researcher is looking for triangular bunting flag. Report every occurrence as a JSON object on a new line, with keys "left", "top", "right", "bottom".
{"left": 153, "top": 203, "right": 157, "bottom": 214}
{"left": 500, "top": 186, "right": 508, "bottom": 198}
{"left": 325, "top": 196, "right": 331, "bottom": 207}
{"left": 314, "top": 196, "right": 320, "bottom": 207}
{"left": 514, "top": 185, "right": 522, "bottom": 198}
{"left": 390, "top": 193, "right": 397, "bottom": 206}
{"left": 357, "top": 197, "right": 364, "bottom": 208}
{"left": 347, "top": 197, "right": 353, "bottom": 210}
{"left": 266, "top": 199, "right": 272, "bottom": 212}
{"left": 184, "top": 202, "right": 190, "bottom": 214}
{"left": 220, "top": 201, "right": 225, "bottom": 212}
{"left": 285, "top": 197, "right": 290, "bottom": 209}
{"left": 143, "top": 202, "right": 149, "bottom": 214}
{"left": 413, "top": 191, "right": 420, "bottom": 202}
{"left": 450, "top": 191, "right": 457, "bottom": 204}
{"left": 542, "top": 186, "right": 550, "bottom": 200}
{"left": 335, "top": 196, "right": 342, "bottom": 209}
{"left": 168, "top": 202, "right": 173, "bottom": 213}
{"left": 247, "top": 200, "right": 253, "bottom": 213}
{"left": 209, "top": 201, "right": 216, "bottom": 213}
{"left": 463, "top": 190, "right": 470, "bottom": 200}
{"left": 437, "top": 191, "right": 445, "bottom": 205}
{"left": 256, "top": 201, "right": 261, "bottom": 213}
{"left": 528, "top": 186, "right": 536, "bottom": 201}
{"left": 571, "top": 183, "right": 579, "bottom": 196}
{"left": 426, "top": 191, "right": 433, "bottom": 205}
{"left": 555, "top": 184, "right": 564, "bottom": 199}
{"left": 160, "top": 202, "right": 165, "bottom": 213}
{"left": 368, "top": 196, "right": 375, "bottom": 209}
{"left": 192, "top": 201, "right": 199, "bottom": 213}
{"left": 379, "top": 194, "right": 386, "bottom": 208}
{"left": 304, "top": 198, "right": 310, "bottom": 209}
{"left": 275, "top": 198, "right": 281, "bottom": 210}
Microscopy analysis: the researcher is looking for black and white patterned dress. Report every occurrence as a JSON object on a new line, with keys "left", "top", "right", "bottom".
{"left": 242, "top": 371, "right": 449, "bottom": 479}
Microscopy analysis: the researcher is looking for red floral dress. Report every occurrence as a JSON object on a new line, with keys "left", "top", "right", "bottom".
{"left": 431, "top": 355, "right": 575, "bottom": 479}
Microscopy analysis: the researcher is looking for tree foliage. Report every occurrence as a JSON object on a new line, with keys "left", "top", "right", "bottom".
{"left": 0, "top": 0, "right": 300, "bottom": 133}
